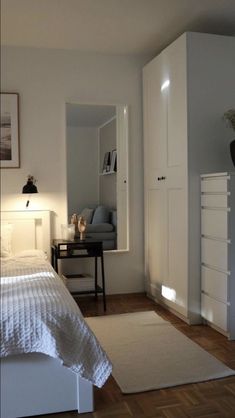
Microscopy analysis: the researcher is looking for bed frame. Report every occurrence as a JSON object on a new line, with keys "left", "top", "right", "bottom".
{"left": 1, "top": 210, "right": 94, "bottom": 418}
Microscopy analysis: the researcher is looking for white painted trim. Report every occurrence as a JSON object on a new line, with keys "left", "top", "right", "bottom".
{"left": 98, "top": 115, "right": 116, "bottom": 129}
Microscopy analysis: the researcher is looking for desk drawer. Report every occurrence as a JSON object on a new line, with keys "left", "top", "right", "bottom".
{"left": 201, "top": 194, "right": 228, "bottom": 208}
{"left": 201, "top": 266, "right": 228, "bottom": 303}
{"left": 201, "top": 209, "right": 228, "bottom": 240}
{"left": 65, "top": 274, "right": 95, "bottom": 292}
{"left": 201, "top": 178, "right": 228, "bottom": 193}
{"left": 201, "top": 294, "right": 227, "bottom": 331}
{"left": 201, "top": 238, "right": 228, "bottom": 272}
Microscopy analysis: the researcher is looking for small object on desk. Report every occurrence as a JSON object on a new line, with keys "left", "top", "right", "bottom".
{"left": 61, "top": 223, "right": 75, "bottom": 240}
{"left": 70, "top": 213, "right": 79, "bottom": 237}
{"left": 78, "top": 216, "right": 87, "bottom": 240}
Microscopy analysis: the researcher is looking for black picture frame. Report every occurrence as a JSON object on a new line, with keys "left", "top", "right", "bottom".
{"left": 102, "top": 151, "right": 111, "bottom": 173}
{"left": 110, "top": 149, "right": 117, "bottom": 172}
{"left": 0, "top": 92, "right": 20, "bottom": 168}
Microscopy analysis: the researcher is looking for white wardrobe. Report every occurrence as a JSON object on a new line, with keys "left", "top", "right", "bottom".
{"left": 143, "top": 32, "right": 235, "bottom": 324}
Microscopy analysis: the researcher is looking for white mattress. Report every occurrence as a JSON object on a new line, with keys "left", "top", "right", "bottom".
{"left": 0, "top": 255, "right": 112, "bottom": 387}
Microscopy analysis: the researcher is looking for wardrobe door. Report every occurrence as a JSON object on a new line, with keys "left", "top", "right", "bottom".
{"left": 165, "top": 36, "right": 188, "bottom": 170}
{"left": 143, "top": 54, "right": 167, "bottom": 190}
{"left": 144, "top": 35, "right": 188, "bottom": 316}
{"left": 146, "top": 188, "right": 167, "bottom": 295}
{"left": 143, "top": 54, "right": 168, "bottom": 295}
{"left": 162, "top": 35, "right": 188, "bottom": 315}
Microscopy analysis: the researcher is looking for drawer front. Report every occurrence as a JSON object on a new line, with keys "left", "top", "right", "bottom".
{"left": 201, "top": 194, "right": 228, "bottom": 208}
{"left": 201, "top": 294, "right": 227, "bottom": 331}
{"left": 201, "top": 178, "right": 228, "bottom": 193}
{"left": 201, "top": 266, "right": 228, "bottom": 303}
{"left": 201, "top": 209, "right": 228, "bottom": 240}
{"left": 201, "top": 238, "right": 228, "bottom": 272}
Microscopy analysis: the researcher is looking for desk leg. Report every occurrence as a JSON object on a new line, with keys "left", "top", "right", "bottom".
{"left": 94, "top": 257, "right": 98, "bottom": 300}
{"left": 100, "top": 254, "right": 106, "bottom": 311}
{"left": 51, "top": 247, "right": 54, "bottom": 268}
{"left": 54, "top": 251, "right": 58, "bottom": 273}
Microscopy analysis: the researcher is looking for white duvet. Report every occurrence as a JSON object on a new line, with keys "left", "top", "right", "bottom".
{"left": 0, "top": 255, "right": 112, "bottom": 387}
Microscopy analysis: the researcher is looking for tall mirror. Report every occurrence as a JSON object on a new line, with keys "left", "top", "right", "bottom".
{"left": 66, "top": 103, "right": 129, "bottom": 251}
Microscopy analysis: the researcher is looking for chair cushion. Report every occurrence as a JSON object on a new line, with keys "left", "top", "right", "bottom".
{"left": 86, "top": 223, "right": 114, "bottom": 233}
{"left": 86, "top": 231, "right": 116, "bottom": 240}
{"left": 92, "top": 206, "right": 110, "bottom": 224}
{"left": 80, "top": 208, "right": 94, "bottom": 224}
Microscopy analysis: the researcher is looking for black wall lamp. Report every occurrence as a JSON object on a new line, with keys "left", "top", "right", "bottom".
{"left": 22, "top": 175, "right": 38, "bottom": 207}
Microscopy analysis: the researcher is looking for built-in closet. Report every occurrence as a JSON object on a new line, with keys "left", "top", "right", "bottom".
{"left": 143, "top": 32, "right": 235, "bottom": 324}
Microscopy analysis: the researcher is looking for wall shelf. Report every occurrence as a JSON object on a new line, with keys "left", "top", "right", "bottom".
{"left": 100, "top": 171, "right": 116, "bottom": 176}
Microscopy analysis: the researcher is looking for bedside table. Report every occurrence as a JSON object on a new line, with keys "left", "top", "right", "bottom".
{"left": 51, "top": 238, "right": 106, "bottom": 311}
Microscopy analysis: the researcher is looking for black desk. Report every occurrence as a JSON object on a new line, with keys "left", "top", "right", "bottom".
{"left": 51, "top": 238, "right": 106, "bottom": 311}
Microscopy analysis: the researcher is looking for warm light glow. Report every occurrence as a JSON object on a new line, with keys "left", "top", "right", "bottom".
{"left": 161, "top": 285, "right": 176, "bottom": 302}
{"left": 124, "top": 107, "right": 127, "bottom": 115}
{"left": 161, "top": 79, "right": 170, "bottom": 91}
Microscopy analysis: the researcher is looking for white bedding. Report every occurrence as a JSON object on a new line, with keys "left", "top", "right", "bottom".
{"left": 0, "top": 255, "right": 112, "bottom": 388}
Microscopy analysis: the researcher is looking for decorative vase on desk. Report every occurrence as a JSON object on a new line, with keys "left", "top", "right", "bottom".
{"left": 61, "top": 224, "right": 75, "bottom": 240}
{"left": 70, "top": 213, "right": 79, "bottom": 238}
{"left": 78, "top": 216, "right": 87, "bottom": 240}
{"left": 223, "top": 109, "right": 235, "bottom": 167}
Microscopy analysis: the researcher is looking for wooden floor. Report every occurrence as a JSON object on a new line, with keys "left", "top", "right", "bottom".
{"left": 42, "top": 294, "right": 235, "bottom": 418}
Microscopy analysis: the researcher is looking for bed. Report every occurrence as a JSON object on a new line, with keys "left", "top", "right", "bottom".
{"left": 0, "top": 210, "right": 112, "bottom": 418}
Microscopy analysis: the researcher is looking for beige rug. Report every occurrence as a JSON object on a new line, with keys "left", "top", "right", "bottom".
{"left": 85, "top": 311, "right": 235, "bottom": 393}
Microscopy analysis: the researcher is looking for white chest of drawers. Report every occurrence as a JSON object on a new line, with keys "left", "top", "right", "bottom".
{"left": 201, "top": 172, "right": 235, "bottom": 339}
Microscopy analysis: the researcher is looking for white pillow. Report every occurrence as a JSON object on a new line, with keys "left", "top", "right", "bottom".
{"left": 14, "top": 249, "right": 47, "bottom": 260}
{"left": 0, "top": 224, "right": 13, "bottom": 257}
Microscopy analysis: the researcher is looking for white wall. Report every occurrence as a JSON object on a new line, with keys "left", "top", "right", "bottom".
{"left": 187, "top": 32, "right": 235, "bottom": 316}
{"left": 1, "top": 46, "right": 149, "bottom": 294}
{"left": 67, "top": 126, "right": 99, "bottom": 218}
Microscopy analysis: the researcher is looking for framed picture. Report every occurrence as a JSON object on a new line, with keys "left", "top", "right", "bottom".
{"left": 102, "top": 151, "right": 111, "bottom": 173}
{"left": 110, "top": 149, "right": 117, "bottom": 172}
{"left": 0, "top": 93, "right": 20, "bottom": 168}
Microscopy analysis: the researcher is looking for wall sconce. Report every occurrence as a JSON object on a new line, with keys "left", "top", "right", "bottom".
{"left": 22, "top": 175, "right": 38, "bottom": 207}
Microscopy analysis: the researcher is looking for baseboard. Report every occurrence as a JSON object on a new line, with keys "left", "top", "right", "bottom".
{"left": 203, "top": 319, "right": 229, "bottom": 338}
{"left": 147, "top": 285, "right": 201, "bottom": 325}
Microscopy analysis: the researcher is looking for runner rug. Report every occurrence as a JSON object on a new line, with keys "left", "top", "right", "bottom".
{"left": 85, "top": 311, "right": 235, "bottom": 393}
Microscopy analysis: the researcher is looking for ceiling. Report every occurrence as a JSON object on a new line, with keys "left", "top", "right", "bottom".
{"left": 66, "top": 104, "right": 116, "bottom": 127}
{"left": 1, "top": 0, "right": 235, "bottom": 56}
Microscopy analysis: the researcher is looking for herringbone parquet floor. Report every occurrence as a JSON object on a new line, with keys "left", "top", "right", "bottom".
{"left": 40, "top": 293, "right": 235, "bottom": 418}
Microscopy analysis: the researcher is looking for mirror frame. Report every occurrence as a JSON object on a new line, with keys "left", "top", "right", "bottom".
{"left": 64, "top": 100, "right": 129, "bottom": 253}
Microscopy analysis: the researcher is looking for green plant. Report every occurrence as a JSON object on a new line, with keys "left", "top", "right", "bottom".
{"left": 223, "top": 109, "right": 235, "bottom": 131}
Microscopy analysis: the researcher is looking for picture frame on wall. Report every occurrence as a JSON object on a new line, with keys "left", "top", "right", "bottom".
{"left": 102, "top": 151, "right": 111, "bottom": 173}
{"left": 0, "top": 93, "right": 20, "bottom": 168}
{"left": 110, "top": 149, "right": 117, "bottom": 172}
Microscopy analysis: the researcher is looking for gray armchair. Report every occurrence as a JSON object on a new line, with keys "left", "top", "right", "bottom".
{"left": 80, "top": 206, "right": 117, "bottom": 250}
